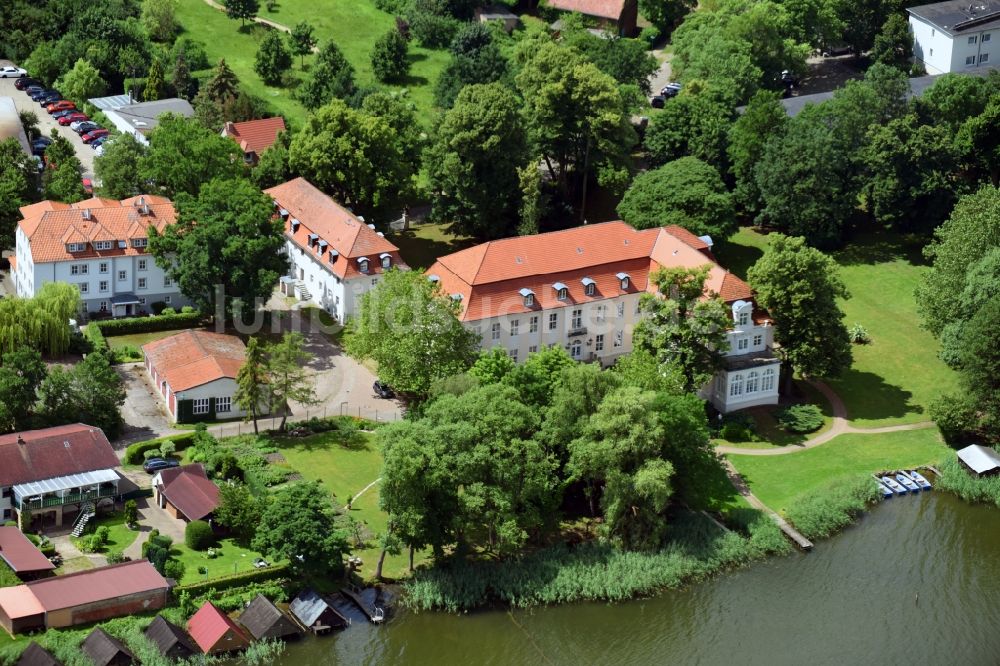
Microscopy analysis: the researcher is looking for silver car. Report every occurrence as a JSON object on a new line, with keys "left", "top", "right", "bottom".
{"left": 0, "top": 66, "right": 27, "bottom": 78}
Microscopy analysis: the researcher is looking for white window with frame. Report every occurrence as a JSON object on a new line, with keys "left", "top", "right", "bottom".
{"left": 548, "top": 312, "right": 558, "bottom": 330}
{"left": 79, "top": 283, "right": 89, "bottom": 294}
{"left": 164, "top": 276, "right": 172, "bottom": 287}
{"left": 981, "top": 53, "right": 990, "bottom": 63}
{"left": 557, "top": 287, "right": 568, "bottom": 301}
{"left": 139, "top": 297, "right": 146, "bottom": 305}
{"left": 984, "top": 33, "right": 992, "bottom": 42}
{"left": 570, "top": 340, "right": 582, "bottom": 359}
{"left": 510, "top": 319, "right": 520, "bottom": 336}
{"left": 67, "top": 243, "right": 85, "bottom": 253}
{"left": 738, "top": 311, "right": 750, "bottom": 326}
{"left": 99, "top": 280, "right": 108, "bottom": 292}
{"left": 595, "top": 334, "right": 604, "bottom": 351}
{"left": 762, "top": 368, "right": 776, "bottom": 392}
{"left": 131, "top": 238, "right": 147, "bottom": 248}
{"left": 381, "top": 255, "right": 391, "bottom": 269}
{"left": 729, "top": 373, "right": 744, "bottom": 397}
{"left": 71, "top": 264, "right": 88, "bottom": 275}
{"left": 529, "top": 345, "right": 538, "bottom": 354}
{"left": 492, "top": 323, "right": 501, "bottom": 340}
{"left": 746, "top": 371, "right": 760, "bottom": 393}
{"left": 94, "top": 240, "right": 113, "bottom": 251}
{"left": 118, "top": 270, "right": 127, "bottom": 281}
{"left": 614, "top": 330, "right": 623, "bottom": 348}
{"left": 192, "top": 398, "right": 210, "bottom": 415}
{"left": 596, "top": 305, "right": 606, "bottom": 322}
{"left": 571, "top": 309, "right": 582, "bottom": 329}
{"left": 216, "top": 396, "right": 232, "bottom": 413}
{"left": 737, "top": 337, "right": 749, "bottom": 352}
{"left": 509, "top": 349, "right": 518, "bottom": 362}
{"left": 617, "top": 302, "right": 625, "bottom": 318}
{"left": 753, "top": 334, "right": 763, "bottom": 346}
{"left": 99, "top": 301, "right": 108, "bottom": 311}
{"left": 138, "top": 259, "right": 147, "bottom": 271}
{"left": 164, "top": 296, "right": 171, "bottom": 303}
{"left": 99, "top": 262, "right": 108, "bottom": 274}
{"left": 967, "top": 55, "right": 976, "bottom": 65}
{"left": 529, "top": 315, "right": 539, "bottom": 333}
{"left": 138, "top": 277, "right": 147, "bottom": 290}
{"left": 359, "top": 259, "right": 369, "bottom": 273}
{"left": 969, "top": 35, "right": 978, "bottom": 44}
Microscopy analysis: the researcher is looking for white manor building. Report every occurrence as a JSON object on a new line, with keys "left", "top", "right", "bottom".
{"left": 908, "top": 0, "right": 999, "bottom": 74}
{"left": 427, "top": 221, "right": 780, "bottom": 413}
{"left": 13, "top": 196, "right": 189, "bottom": 318}
{"left": 265, "top": 178, "right": 408, "bottom": 324}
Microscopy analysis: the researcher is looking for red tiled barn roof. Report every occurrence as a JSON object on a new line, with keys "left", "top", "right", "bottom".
{"left": 222, "top": 117, "right": 286, "bottom": 156}
{"left": 0, "top": 527, "right": 55, "bottom": 574}
{"left": 143, "top": 330, "right": 245, "bottom": 392}
{"left": 24, "top": 560, "right": 168, "bottom": 612}
{"left": 0, "top": 424, "right": 118, "bottom": 488}
{"left": 187, "top": 602, "right": 251, "bottom": 654}
{"left": 155, "top": 464, "right": 220, "bottom": 522}
{"left": 548, "top": 0, "right": 627, "bottom": 19}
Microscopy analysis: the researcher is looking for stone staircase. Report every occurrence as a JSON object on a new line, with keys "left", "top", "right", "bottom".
{"left": 71, "top": 503, "right": 96, "bottom": 537}
{"left": 295, "top": 280, "right": 312, "bottom": 302}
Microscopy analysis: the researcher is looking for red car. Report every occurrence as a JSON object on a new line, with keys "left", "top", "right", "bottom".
{"left": 81, "top": 129, "right": 109, "bottom": 143}
{"left": 57, "top": 112, "right": 88, "bottom": 126}
{"left": 46, "top": 100, "right": 76, "bottom": 114}
{"left": 81, "top": 178, "right": 93, "bottom": 195}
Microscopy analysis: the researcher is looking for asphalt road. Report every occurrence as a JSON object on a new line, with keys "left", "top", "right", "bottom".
{"left": 0, "top": 74, "right": 96, "bottom": 180}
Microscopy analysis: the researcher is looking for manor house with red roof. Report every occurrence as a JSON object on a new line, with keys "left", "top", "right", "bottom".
{"left": 426, "top": 221, "right": 780, "bottom": 413}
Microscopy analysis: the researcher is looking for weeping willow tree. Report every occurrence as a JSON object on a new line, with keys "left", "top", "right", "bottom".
{"left": 0, "top": 283, "right": 80, "bottom": 360}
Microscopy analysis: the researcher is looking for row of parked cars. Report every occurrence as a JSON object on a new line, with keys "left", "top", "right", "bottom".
{"left": 12, "top": 71, "right": 112, "bottom": 157}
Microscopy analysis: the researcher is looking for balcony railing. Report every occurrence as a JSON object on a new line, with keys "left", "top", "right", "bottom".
{"left": 568, "top": 327, "right": 588, "bottom": 337}
{"left": 16, "top": 485, "right": 118, "bottom": 510}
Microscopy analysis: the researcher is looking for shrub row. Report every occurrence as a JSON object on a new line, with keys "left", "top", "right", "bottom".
{"left": 123, "top": 432, "right": 197, "bottom": 464}
{"left": 784, "top": 476, "right": 880, "bottom": 540}
{"left": 92, "top": 310, "right": 204, "bottom": 336}
{"left": 83, "top": 323, "right": 107, "bottom": 351}
{"left": 172, "top": 563, "right": 290, "bottom": 596}
{"left": 934, "top": 456, "right": 1000, "bottom": 506}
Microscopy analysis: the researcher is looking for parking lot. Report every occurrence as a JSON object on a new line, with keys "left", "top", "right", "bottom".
{"left": 0, "top": 62, "right": 97, "bottom": 180}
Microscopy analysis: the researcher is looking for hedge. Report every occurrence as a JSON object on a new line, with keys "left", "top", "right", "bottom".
{"left": 92, "top": 311, "right": 204, "bottom": 336}
{"left": 172, "top": 563, "right": 290, "bottom": 595}
{"left": 124, "top": 432, "right": 197, "bottom": 465}
{"left": 83, "top": 323, "right": 107, "bottom": 351}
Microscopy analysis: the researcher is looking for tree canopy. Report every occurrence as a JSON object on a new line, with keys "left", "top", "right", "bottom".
{"left": 295, "top": 40, "right": 355, "bottom": 110}
{"left": 95, "top": 132, "right": 149, "bottom": 199}
{"left": 254, "top": 30, "right": 292, "bottom": 86}
{"left": 252, "top": 482, "right": 349, "bottom": 576}
{"left": 140, "top": 114, "right": 245, "bottom": 197}
{"left": 371, "top": 28, "right": 410, "bottom": 83}
{"left": 0, "top": 138, "right": 37, "bottom": 247}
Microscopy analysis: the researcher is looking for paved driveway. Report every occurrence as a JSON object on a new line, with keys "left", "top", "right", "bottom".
{"left": 116, "top": 362, "right": 177, "bottom": 448}
{"left": 124, "top": 496, "right": 186, "bottom": 560}
{"left": 0, "top": 73, "right": 96, "bottom": 180}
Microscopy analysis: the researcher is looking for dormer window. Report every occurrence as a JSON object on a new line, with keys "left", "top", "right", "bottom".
{"left": 616, "top": 272, "right": 630, "bottom": 290}
{"left": 290, "top": 218, "right": 300, "bottom": 232}
{"left": 428, "top": 274, "right": 440, "bottom": 283}
{"left": 358, "top": 258, "right": 370, "bottom": 274}
{"left": 131, "top": 238, "right": 148, "bottom": 249}
{"left": 94, "top": 240, "right": 113, "bottom": 251}
{"left": 67, "top": 243, "right": 86, "bottom": 253}
{"left": 317, "top": 240, "right": 328, "bottom": 256}
{"left": 451, "top": 293, "right": 463, "bottom": 302}
{"left": 519, "top": 287, "right": 535, "bottom": 307}
{"left": 307, "top": 233, "right": 318, "bottom": 248}
{"left": 732, "top": 300, "right": 753, "bottom": 327}
{"left": 581, "top": 277, "right": 596, "bottom": 297}
{"left": 278, "top": 208, "right": 289, "bottom": 219}
{"left": 380, "top": 253, "right": 392, "bottom": 269}
{"left": 553, "top": 282, "right": 568, "bottom": 301}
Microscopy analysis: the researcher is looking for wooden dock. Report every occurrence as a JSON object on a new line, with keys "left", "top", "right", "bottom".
{"left": 723, "top": 460, "right": 813, "bottom": 551}
{"left": 340, "top": 587, "right": 385, "bottom": 624}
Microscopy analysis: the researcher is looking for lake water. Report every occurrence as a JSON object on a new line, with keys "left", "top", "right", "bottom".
{"left": 277, "top": 492, "right": 1000, "bottom": 665}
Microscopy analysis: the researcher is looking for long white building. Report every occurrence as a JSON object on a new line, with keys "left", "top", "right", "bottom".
{"left": 264, "top": 178, "right": 408, "bottom": 324}
{"left": 426, "top": 221, "right": 780, "bottom": 413}
{"left": 909, "top": 0, "right": 999, "bottom": 73}
{"left": 13, "top": 196, "right": 189, "bottom": 318}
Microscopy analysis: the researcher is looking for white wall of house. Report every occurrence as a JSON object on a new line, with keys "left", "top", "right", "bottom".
{"left": 0, "top": 489, "right": 12, "bottom": 522}
{"left": 283, "top": 239, "right": 386, "bottom": 324}
{"left": 910, "top": 16, "right": 995, "bottom": 73}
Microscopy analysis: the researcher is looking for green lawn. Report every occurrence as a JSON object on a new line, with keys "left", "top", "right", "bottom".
{"left": 274, "top": 430, "right": 428, "bottom": 580}
{"left": 728, "top": 428, "right": 949, "bottom": 513}
{"left": 391, "top": 221, "right": 476, "bottom": 270}
{"left": 716, "top": 228, "right": 959, "bottom": 428}
{"left": 104, "top": 329, "right": 190, "bottom": 351}
{"left": 174, "top": 0, "right": 451, "bottom": 128}
{"left": 713, "top": 381, "right": 835, "bottom": 450}
{"left": 171, "top": 537, "right": 274, "bottom": 584}
{"left": 72, "top": 512, "right": 140, "bottom": 554}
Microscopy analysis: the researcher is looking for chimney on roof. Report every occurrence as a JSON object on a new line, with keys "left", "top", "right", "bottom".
{"left": 16, "top": 435, "right": 24, "bottom": 446}
{"left": 224, "top": 121, "right": 236, "bottom": 135}
{"left": 82, "top": 208, "right": 91, "bottom": 221}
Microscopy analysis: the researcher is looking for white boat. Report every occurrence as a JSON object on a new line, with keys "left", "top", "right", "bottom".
{"left": 896, "top": 473, "right": 920, "bottom": 493}
{"left": 907, "top": 470, "right": 932, "bottom": 490}
{"left": 875, "top": 479, "right": 893, "bottom": 498}
{"left": 881, "top": 476, "right": 907, "bottom": 494}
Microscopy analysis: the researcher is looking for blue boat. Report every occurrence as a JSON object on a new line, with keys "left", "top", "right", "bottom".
{"left": 907, "top": 470, "right": 932, "bottom": 490}
{"left": 875, "top": 478, "right": 893, "bottom": 498}
{"left": 881, "top": 476, "right": 907, "bottom": 495}
{"left": 896, "top": 473, "right": 920, "bottom": 493}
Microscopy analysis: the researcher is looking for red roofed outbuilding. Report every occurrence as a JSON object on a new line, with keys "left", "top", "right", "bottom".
{"left": 548, "top": 0, "right": 639, "bottom": 36}
{"left": 187, "top": 602, "right": 252, "bottom": 655}
{"left": 221, "top": 117, "right": 286, "bottom": 165}
{"left": 0, "top": 528, "right": 55, "bottom": 578}
{"left": 151, "top": 464, "right": 220, "bottom": 523}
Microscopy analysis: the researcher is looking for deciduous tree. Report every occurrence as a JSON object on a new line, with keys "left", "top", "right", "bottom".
{"left": 235, "top": 337, "right": 270, "bottom": 434}
{"left": 214, "top": 481, "right": 264, "bottom": 545}
{"left": 747, "top": 234, "right": 853, "bottom": 379}
{"left": 140, "top": 114, "right": 245, "bottom": 196}
{"left": 254, "top": 30, "right": 292, "bottom": 86}
{"left": 727, "top": 90, "right": 786, "bottom": 217}
{"left": 643, "top": 93, "right": 732, "bottom": 170}
{"left": 433, "top": 23, "right": 508, "bottom": 108}
{"left": 371, "top": 29, "right": 410, "bottom": 83}
{"left": 95, "top": 133, "right": 149, "bottom": 199}
{"left": 871, "top": 14, "right": 913, "bottom": 71}
{"left": 42, "top": 134, "right": 85, "bottom": 203}
{"left": 346, "top": 269, "right": 479, "bottom": 398}
{"left": 0, "top": 350, "right": 47, "bottom": 433}
{"left": 56, "top": 59, "right": 105, "bottom": 104}
{"left": 0, "top": 138, "right": 36, "bottom": 247}
{"left": 224, "top": 0, "right": 259, "bottom": 28}
{"left": 289, "top": 21, "right": 317, "bottom": 69}
{"left": 141, "top": 0, "right": 179, "bottom": 42}
{"left": 617, "top": 156, "right": 736, "bottom": 240}
{"left": 37, "top": 350, "right": 126, "bottom": 438}
{"left": 252, "top": 482, "right": 349, "bottom": 576}
{"left": 266, "top": 332, "right": 318, "bottom": 429}
{"left": 425, "top": 83, "right": 529, "bottom": 239}
{"left": 295, "top": 41, "right": 355, "bottom": 109}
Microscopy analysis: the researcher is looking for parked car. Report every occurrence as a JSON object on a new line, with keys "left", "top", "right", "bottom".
{"left": 71, "top": 120, "right": 100, "bottom": 133}
{"left": 57, "top": 112, "right": 88, "bottom": 126}
{"left": 46, "top": 100, "right": 76, "bottom": 114}
{"left": 51, "top": 109, "right": 76, "bottom": 120}
{"left": 0, "top": 66, "right": 28, "bottom": 78}
{"left": 25, "top": 84, "right": 44, "bottom": 95}
{"left": 81, "top": 178, "right": 93, "bottom": 195}
{"left": 14, "top": 77, "right": 39, "bottom": 90}
{"left": 29, "top": 88, "right": 56, "bottom": 101}
{"left": 30, "top": 136, "right": 52, "bottom": 156}
{"left": 90, "top": 135, "right": 109, "bottom": 149}
{"left": 650, "top": 95, "right": 665, "bottom": 109}
{"left": 38, "top": 92, "right": 62, "bottom": 106}
{"left": 373, "top": 381, "right": 395, "bottom": 399}
{"left": 81, "top": 128, "right": 109, "bottom": 143}
{"left": 661, "top": 82, "right": 683, "bottom": 98}
{"left": 143, "top": 457, "right": 180, "bottom": 473}
{"left": 821, "top": 43, "right": 852, "bottom": 57}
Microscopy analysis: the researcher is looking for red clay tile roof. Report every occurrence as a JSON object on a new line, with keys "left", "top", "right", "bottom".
{"left": 143, "top": 330, "right": 245, "bottom": 392}
{"left": 0, "top": 527, "right": 55, "bottom": 574}
{"left": 222, "top": 118, "right": 286, "bottom": 156}
{"left": 264, "top": 178, "right": 407, "bottom": 280}
{"left": 18, "top": 196, "right": 175, "bottom": 264}
{"left": 155, "top": 464, "right": 220, "bottom": 521}
{"left": 23, "top": 560, "right": 168, "bottom": 612}
{"left": 547, "top": 0, "right": 627, "bottom": 19}
{"left": 0, "top": 424, "right": 118, "bottom": 488}
{"left": 187, "top": 602, "right": 251, "bottom": 654}
{"left": 426, "top": 222, "right": 748, "bottom": 322}
{"left": 0, "top": 585, "right": 44, "bottom": 619}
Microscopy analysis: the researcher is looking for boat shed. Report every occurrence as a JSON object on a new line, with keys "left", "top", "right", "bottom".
{"left": 80, "top": 627, "right": 134, "bottom": 666}
{"left": 187, "top": 602, "right": 252, "bottom": 655}
{"left": 144, "top": 615, "right": 198, "bottom": 661}
{"left": 15, "top": 642, "right": 61, "bottom": 666}
{"left": 238, "top": 594, "right": 303, "bottom": 640}
{"left": 289, "top": 589, "right": 348, "bottom": 635}
{"left": 956, "top": 444, "right": 1000, "bottom": 477}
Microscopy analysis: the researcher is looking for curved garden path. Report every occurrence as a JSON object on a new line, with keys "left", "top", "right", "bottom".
{"left": 200, "top": 0, "right": 320, "bottom": 46}
{"left": 716, "top": 380, "right": 935, "bottom": 457}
